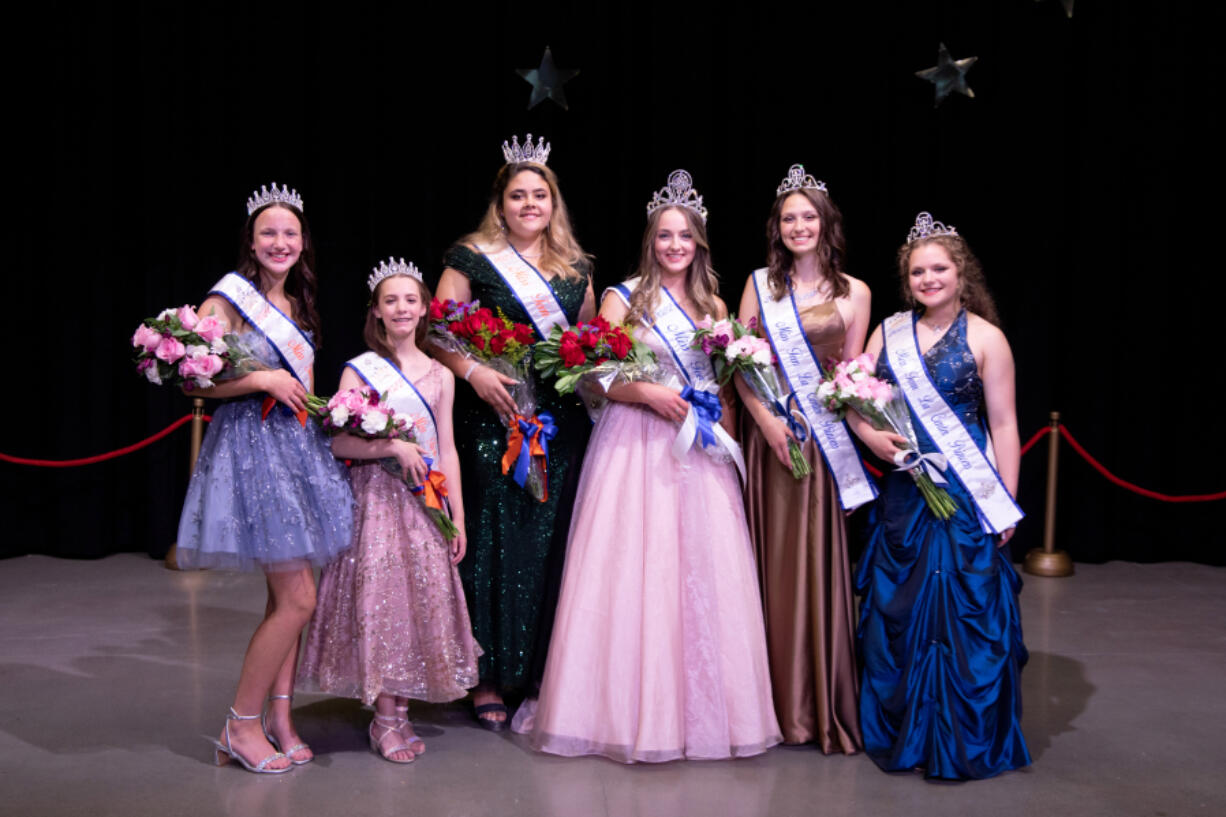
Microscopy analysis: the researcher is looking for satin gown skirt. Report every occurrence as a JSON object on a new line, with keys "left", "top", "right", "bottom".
{"left": 857, "top": 470, "right": 1031, "bottom": 780}
{"left": 742, "top": 422, "right": 862, "bottom": 753}
{"left": 531, "top": 402, "right": 782, "bottom": 763}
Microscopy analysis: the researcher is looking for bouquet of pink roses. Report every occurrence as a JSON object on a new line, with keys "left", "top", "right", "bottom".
{"left": 131, "top": 305, "right": 248, "bottom": 390}
{"left": 816, "top": 354, "right": 957, "bottom": 519}
{"left": 318, "top": 388, "right": 459, "bottom": 539}
{"left": 691, "top": 315, "right": 812, "bottom": 478}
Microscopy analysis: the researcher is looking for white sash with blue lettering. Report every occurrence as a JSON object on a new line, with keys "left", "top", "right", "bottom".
{"left": 478, "top": 243, "right": 570, "bottom": 339}
{"left": 609, "top": 279, "right": 745, "bottom": 481}
{"left": 752, "top": 269, "right": 877, "bottom": 510}
{"left": 209, "top": 272, "right": 314, "bottom": 387}
{"left": 882, "top": 311, "right": 1024, "bottom": 533}
{"left": 346, "top": 352, "right": 439, "bottom": 461}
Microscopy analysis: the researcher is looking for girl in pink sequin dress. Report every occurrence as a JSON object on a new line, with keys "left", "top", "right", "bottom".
{"left": 298, "top": 262, "right": 480, "bottom": 763}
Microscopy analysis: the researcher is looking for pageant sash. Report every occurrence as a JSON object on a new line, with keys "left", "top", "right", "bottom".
{"left": 608, "top": 279, "right": 746, "bottom": 481}
{"left": 752, "top": 268, "right": 877, "bottom": 510}
{"left": 345, "top": 352, "right": 440, "bottom": 461}
{"left": 882, "top": 311, "right": 1024, "bottom": 533}
{"left": 477, "top": 243, "right": 570, "bottom": 340}
{"left": 209, "top": 272, "right": 314, "bottom": 387}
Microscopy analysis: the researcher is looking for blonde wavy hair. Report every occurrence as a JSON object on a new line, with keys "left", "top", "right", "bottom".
{"left": 462, "top": 162, "right": 588, "bottom": 280}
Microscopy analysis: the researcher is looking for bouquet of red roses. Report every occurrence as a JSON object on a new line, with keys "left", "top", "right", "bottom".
{"left": 317, "top": 387, "right": 460, "bottom": 538}
{"left": 429, "top": 298, "right": 554, "bottom": 501}
{"left": 534, "top": 316, "right": 655, "bottom": 395}
{"left": 428, "top": 298, "right": 536, "bottom": 365}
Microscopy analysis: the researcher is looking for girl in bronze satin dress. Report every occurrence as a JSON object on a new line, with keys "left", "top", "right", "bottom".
{"left": 735, "top": 170, "right": 872, "bottom": 753}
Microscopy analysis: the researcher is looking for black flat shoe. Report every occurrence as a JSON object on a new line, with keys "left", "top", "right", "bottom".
{"left": 473, "top": 702, "right": 509, "bottom": 732}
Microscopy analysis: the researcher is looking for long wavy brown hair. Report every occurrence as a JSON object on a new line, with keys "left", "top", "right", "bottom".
{"left": 626, "top": 205, "right": 723, "bottom": 325}
{"left": 235, "top": 202, "right": 324, "bottom": 344}
{"left": 462, "top": 162, "right": 588, "bottom": 280}
{"left": 897, "top": 234, "right": 1000, "bottom": 327}
{"left": 364, "top": 274, "right": 433, "bottom": 361}
{"left": 764, "top": 188, "right": 849, "bottom": 301}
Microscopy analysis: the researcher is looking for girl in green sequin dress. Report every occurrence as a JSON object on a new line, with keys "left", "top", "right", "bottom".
{"left": 432, "top": 137, "right": 595, "bottom": 729}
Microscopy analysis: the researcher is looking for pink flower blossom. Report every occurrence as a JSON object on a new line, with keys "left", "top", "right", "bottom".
{"left": 132, "top": 324, "right": 163, "bottom": 352}
{"left": 154, "top": 336, "right": 186, "bottom": 364}
{"left": 176, "top": 305, "right": 199, "bottom": 330}
{"left": 696, "top": 315, "right": 715, "bottom": 330}
{"left": 195, "top": 315, "right": 226, "bottom": 343}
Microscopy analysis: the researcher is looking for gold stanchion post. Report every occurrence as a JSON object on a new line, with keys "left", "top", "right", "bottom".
{"left": 164, "top": 398, "right": 206, "bottom": 570}
{"left": 1024, "top": 411, "right": 1074, "bottom": 577}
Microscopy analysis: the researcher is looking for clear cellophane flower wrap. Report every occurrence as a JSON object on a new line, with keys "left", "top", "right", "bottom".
{"left": 309, "top": 387, "right": 460, "bottom": 538}
{"left": 690, "top": 315, "right": 811, "bottom": 478}
{"left": 428, "top": 298, "right": 550, "bottom": 501}
{"left": 817, "top": 354, "right": 957, "bottom": 520}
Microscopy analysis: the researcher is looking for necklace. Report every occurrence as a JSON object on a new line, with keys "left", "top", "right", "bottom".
{"left": 792, "top": 278, "right": 824, "bottom": 301}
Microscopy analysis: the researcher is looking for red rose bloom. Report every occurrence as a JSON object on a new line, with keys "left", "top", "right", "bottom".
{"left": 490, "top": 331, "right": 509, "bottom": 356}
{"left": 513, "top": 323, "right": 535, "bottom": 344}
{"left": 606, "top": 328, "right": 632, "bottom": 358}
{"left": 579, "top": 328, "right": 599, "bottom": 349}
{"left": 429, "top": 299, "right": 445, "bottom": 321}
{"left": 471, "top": 334, "right": 487, "bottom": 351}
{"left": 559, "top": 333, "right": 586, "bottom": 367}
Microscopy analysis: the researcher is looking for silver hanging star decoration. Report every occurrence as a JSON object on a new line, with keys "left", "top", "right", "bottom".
{"left": 517, "top": 46, "right": 579, "bottom": 110}
{"left": 1036, "top": 0, "right": 1074, "bottom": 18}
{"left": 916, "top": 43, "right": 978, "bottom": 107}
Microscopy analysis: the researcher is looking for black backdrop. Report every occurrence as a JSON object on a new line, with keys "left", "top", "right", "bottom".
{"left": 3, "top": 2, "right": 1223, "bottom": 564}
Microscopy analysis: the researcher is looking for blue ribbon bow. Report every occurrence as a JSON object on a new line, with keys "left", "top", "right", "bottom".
{"left": 772, "top": 392, "right": 809, "bottom": 443}
{"left": 681, "top": 386, "right": 722, "bottom": 449}
{"left": 512, "top": 412, "right": 557, "bottom": 488}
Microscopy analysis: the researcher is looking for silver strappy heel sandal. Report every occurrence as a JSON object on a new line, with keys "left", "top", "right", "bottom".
{"left": 209, "top": 707, "right": 291, "bottom": 774}
{"left": 261, "top": 694, "right": 313, "bottom": 765}
{"left": 369, "top": 712, "right": 416, "bottom": 764}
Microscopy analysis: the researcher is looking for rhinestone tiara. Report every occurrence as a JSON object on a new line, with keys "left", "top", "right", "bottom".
{"left": 646, "top": 169, "right": 708, "bottom": 223}
{"left": 907, "top": 212, "right": 958, "bottom": 243}
{"left": 776, "top": 164, "right": 828, "bottom": 197}
{"left": 367, "top": 257, "right": 423, "bottom": 292}
{"left": 502, "top": 133, "right": 551, "bottom": 165}
{"left": 246, "top": 182, "right": 303, "bottom": 216}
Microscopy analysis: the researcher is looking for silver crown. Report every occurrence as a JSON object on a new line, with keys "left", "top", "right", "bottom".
{"left": 646, "top": 169, "right": 708, "bottom": 223}
{"left": 367, "top": 257, "right": 423, "bottom": 292}
{"left": 502, "top": 133, "right": 551, "bottom": 165}
{"left": 246, "top": 182, "right": 304, "bottom": 216}
{"left": 907, "top": 211, "right": 958, "bottom": 243}
{"left": 776, "top": 164, "right": 828, "bottom": 197}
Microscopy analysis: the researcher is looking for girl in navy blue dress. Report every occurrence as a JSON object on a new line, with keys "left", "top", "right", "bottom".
{"left": 849, "top": 213, "right": 1030, "bottom": 779}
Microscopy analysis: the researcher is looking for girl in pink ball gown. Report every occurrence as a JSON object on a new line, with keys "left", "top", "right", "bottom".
{"left": 530, "top": 172, "right": 781, "bottom": 762}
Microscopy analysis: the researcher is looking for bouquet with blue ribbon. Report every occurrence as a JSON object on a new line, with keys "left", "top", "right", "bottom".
{"left": 691, "top": 316, "right": 812, "bottom": 479}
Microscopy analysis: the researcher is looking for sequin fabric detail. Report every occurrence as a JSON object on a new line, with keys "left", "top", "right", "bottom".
{"left": 879, "top": 310, "right": 984, "bottom": 434}
{"left": 175, "top": 331, "right": 354, "bottom": 572}
{"left": 298, "top": 361, "right": 481, "bottom": 704}
{"left": 443, "top": 245, "right": 592, "bottom": 690}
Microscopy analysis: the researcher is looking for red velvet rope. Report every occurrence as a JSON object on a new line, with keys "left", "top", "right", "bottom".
{"left": 3, "top": 415, "right": 1224, "bottom": 502}
{"left": 1057, "top": 424, "right": 1226, "bottom": 503}
{"left": 0, "top": 414, "right": 211, "bottom": 468}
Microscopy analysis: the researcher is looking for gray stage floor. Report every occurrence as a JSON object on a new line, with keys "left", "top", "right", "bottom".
{"left": 1, "top": 554, "right": 1223, "bottom": 817}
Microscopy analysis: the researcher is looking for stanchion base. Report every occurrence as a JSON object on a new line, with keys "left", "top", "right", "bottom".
{"left": 1024, "top": 548, "right": 1074, "bottom": 577}
{"left": 164, "top": 543, "right": 182, "bottom": 571}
